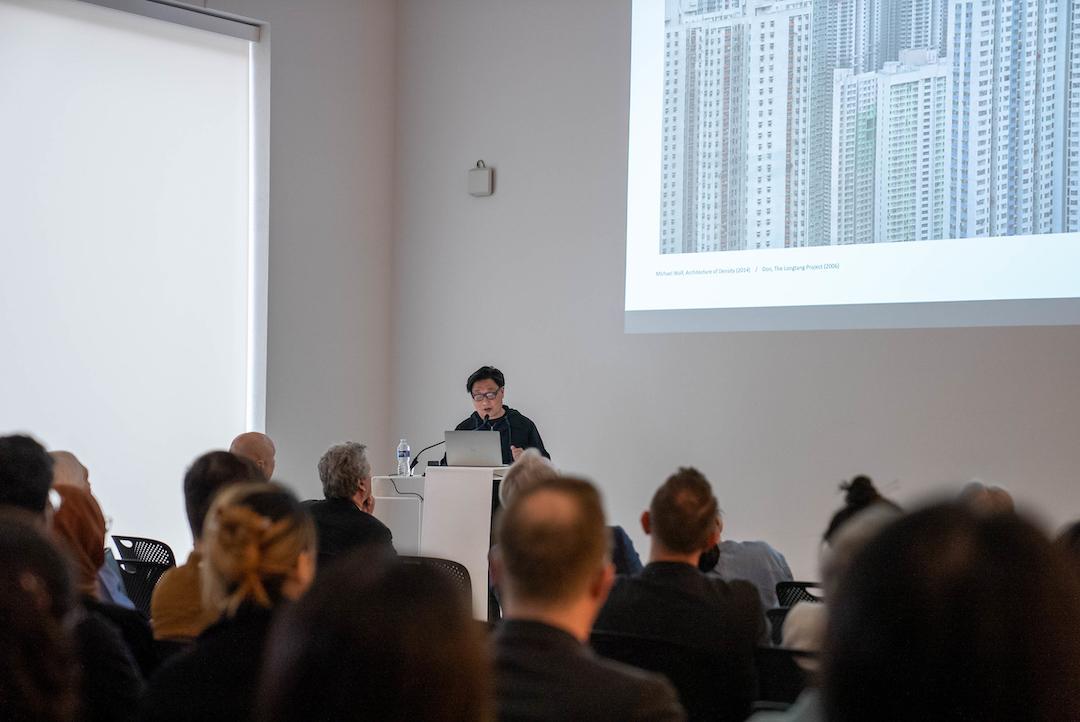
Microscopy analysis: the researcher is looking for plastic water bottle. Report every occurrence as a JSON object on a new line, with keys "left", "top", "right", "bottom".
{"left": 396, "top": 439, "right": 411, "bottom": 476}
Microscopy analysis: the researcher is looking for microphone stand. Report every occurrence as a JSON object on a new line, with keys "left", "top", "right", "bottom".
{"left": 410, "top": 440, "right": 446, "bottom": 471}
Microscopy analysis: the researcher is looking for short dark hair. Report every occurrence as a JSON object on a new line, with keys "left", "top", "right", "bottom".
{"left": 183, "top": 451, "right": 266, "bottom": 540}
{"left": 257, "top": 555, "right": 492, "bottom": 722}
{"left": 0, "top": 511, "right": 79, "bottom": 722}
{"left": 495, "top": 476, "right": 608, "bottom": 604}
{"left": 824, "top": 504, "right": 1080, "bottom": 721}
{"left": 0, "top": 435, "right": 55, "bottom": 515}
{"left": 649, "top": 467, "right": 718, "bottom": 554}
{"left": 466, "top": 366, "right": 505, "bottom": 393}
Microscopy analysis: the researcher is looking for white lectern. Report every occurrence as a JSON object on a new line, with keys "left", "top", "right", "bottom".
{"left": 372, "top": 467, "right": 500, "bottom": 619}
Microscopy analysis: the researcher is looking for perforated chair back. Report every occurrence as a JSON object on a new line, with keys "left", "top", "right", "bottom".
{"left": 116, "top": 559, "right": 172, "bottom": 617}
{"left": 590, "top": 631, "right": 755, "bottom": 722}
{"left": 112, "top": 535, "right": 177, "bottom": 568}
{"left": 399, "top": 556, "right": 472, "bottom": 602}
{"left": 775, "top": 581, "right": 823, "bottom": 607}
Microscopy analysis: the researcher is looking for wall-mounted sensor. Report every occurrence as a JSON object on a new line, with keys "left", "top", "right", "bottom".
{"left": 468, "top": 160, "right": 493, "bottom": 197}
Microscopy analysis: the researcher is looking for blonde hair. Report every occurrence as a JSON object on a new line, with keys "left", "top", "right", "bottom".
{"left": 498, "top": 449, "right": 557, "bottom": 506}
{"left": 201, "top": 482, "right": 315, "bottom": 616}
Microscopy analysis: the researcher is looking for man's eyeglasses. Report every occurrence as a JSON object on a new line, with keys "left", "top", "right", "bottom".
{"left": 471, "top": 389, "right": 501, "bottom": 402}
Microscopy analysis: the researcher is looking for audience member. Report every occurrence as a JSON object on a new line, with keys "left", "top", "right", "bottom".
{"left": 52, "top": 485, "right": 157, "bottom": 677}
{"left": 498, "top": 450, "right": 643, "bottom": 575}
{"left": 593, "top": 467, "right": 763, "bottom": 721}
{"left": 0, "top": 434, "right": 55, "bottom": 517}
{"left": 1057, "top": 519, "right": 1080, "bottom": 574}
{"left": 782, "top": 477, "right": 901, "bottom": 656}
{"left": 824, "top": 504, "right": 1080, "bottom": 721}
{"left": 822, "top": 474, "right": 899, "bottom": 543}
{"left": 959, "top": 480, "right": 1015, "bottom": 516}
{"left": 229, "top": 432, "right": 276, "bottom": 480}
{"left": 491, "top": 475, "right": 684, "bottom": 721}
{"left": 0, "top": 434, "right": 145, "bottom": 722}
{"left": 257, "top": 554, "right": 492, "bottom": 721}
{"left": 304, "top": 441, "right": 393, "bottom": 569}
{"left": 49, "top": 449, "right": 136, "bottom": 610}
{"left": 710, "top": 521, "right": 794, "bottom": 610}
{"left": 781, "top": 503, "right": 900, "bottom": 666}
{"left": 141, "top": 482, "right": 316, "bottom": 722}
{"left": 151, "top": 451, "right": 265, "bottom": 643}
{"left": 0, "top": 511, "right": 80, "bottom": 722}
{"left": 50, "top": 450, "right": 90, "bottom": 491}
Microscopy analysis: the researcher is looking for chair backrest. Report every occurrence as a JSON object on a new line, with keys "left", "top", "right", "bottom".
{"left": 115, "top": 559, "right": 172, "bottom": 617}
{"left": 753, "top": 646, "right": 816, "bottom": 705}
{"left": 112, "top": 535, "right": 177, "bottom": 567}
{"left": 590, "top": 631, "right": 754, "bottom": 722}
{"left": 765, "top": 606, "right": 791, "bottom": 646}
{"left": 399, "top": 555, "right": 472, "bottom": 602}
{"left": 775, "top": 581, "right": 823, "bottom": 607}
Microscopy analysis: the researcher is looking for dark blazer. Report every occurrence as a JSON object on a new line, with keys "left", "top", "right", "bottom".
{"left": 493, "top": 619, "right": 685, "bottom": 722}
{"left": 76, "top": 608, "right": 144, "bottom": 722}
{"left": 592, "top": 562, "right": 764, "bottom": 719}
{"left": 84, "top": 596, "right": 158, "bottom": 678}
{"left": 140, "top": 605, "right": 274, "bottom": 722}
{"left": 302, "top": 497, "right": 394, "bottom": 570}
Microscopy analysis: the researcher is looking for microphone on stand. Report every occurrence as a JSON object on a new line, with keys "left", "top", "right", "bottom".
{"left": 410, "top": 439, "right": 447, "bottom": 470}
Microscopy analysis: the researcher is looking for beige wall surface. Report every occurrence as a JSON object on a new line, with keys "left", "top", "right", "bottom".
{"left": 209, "top": 0, "right": 397, "bottom": 498}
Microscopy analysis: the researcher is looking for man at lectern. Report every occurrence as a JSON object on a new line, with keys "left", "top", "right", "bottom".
{"left": 454, "top": 366, "right": 550, "bottom": 465}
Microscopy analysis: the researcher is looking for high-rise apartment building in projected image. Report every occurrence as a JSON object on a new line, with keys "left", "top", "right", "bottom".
{"left": 659, "top": 0, "right": 1080, "bottom": 254}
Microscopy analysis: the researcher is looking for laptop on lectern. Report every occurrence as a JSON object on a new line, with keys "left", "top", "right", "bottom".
{"left": 444, "top": 430, "right": 503, "bottom": 467}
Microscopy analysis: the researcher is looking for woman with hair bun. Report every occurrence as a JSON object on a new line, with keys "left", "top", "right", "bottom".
{"left": 822, "top": 475, "right": 900, "bottom": 543}
{"left": 140, "top": 483, "right": 316, "bottom": 722}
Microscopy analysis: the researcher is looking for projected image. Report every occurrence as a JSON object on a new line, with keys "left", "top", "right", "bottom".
{"left": 659, "top": 0, "right": 1080, "bottom": 254}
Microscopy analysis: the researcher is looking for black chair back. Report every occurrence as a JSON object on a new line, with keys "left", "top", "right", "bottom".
{"left": 754, "top": 646, "right": 816, "bottom": 705}
{"left": 116, "top": 559, "right": 172, "bottom": 617}
{"left": 590, "top": 631, "right": 755, "bottom": 722}
{"left": 775, "top": 581, "right": 823, "bottom": 607}
{"left": 112, "top": 535, "right": 177, "bottom": 567}
{"left": 399, "top": 555, "right": 472, "bottom": 602}
{"left": 765, "top": 606, "right": 791, "bottom": 646}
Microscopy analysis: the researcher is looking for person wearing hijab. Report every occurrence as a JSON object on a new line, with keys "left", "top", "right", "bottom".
{"left": 51, "top": 485, "right": 157, "bottom": 677}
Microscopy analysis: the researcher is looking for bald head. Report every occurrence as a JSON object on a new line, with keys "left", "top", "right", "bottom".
{"left": 229, "top": 432, "right": 276, "bottom": 480}
{"left": 50, "top": 451, "right": 89, "bottom": 492}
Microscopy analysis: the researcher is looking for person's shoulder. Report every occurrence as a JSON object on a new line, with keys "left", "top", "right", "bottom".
{"left": 454, "top": 415, "right": 477, "bottom": 430}
{"left": 732, "top": 539, "right": 791, "bottom": 566}
{"left": 505, "top": 407, "right": 537, "bottom": 425}
{"left": 710, "top": 575, "right": 764, "bottom": 609}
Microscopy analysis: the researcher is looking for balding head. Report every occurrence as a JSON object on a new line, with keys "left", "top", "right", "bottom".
{"left": 495, "top": 476, "right": 609, "bottom": 607}
{"left": 229, "top": 432, "right": 276, "bottom": 480}
{"left": 50, "top": 451, "right": 90, "bottom": 492}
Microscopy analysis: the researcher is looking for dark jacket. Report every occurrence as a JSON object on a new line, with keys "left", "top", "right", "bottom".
{"left": 455, "top": 406, "right": 549, "bottom": 465}
{"left": 592, "top": 562, "right": 764, "bottom": 720}
{"left": 302, "top": 497, "right": 394, "bottom": 570}
{"left": 493, "top": 619, "right": 685, "bottom": 722}
{"left": 140, "top": 605, "right": 275, "bottom": 722}
{"left": 76, "top": 607, "right": 144, "bottom": 722}
{"left": 84, "top": 596, "right": 158, "bottom": 678}
{"left": 611, "top": 525, "right": 644, "bottom": 576}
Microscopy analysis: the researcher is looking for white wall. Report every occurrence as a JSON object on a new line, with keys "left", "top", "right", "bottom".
{"left": 392, "top": 0, "right": 1080, "bottom": 577}
{"left": 206, "top": 0, "right": 397, "bottom": 500}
